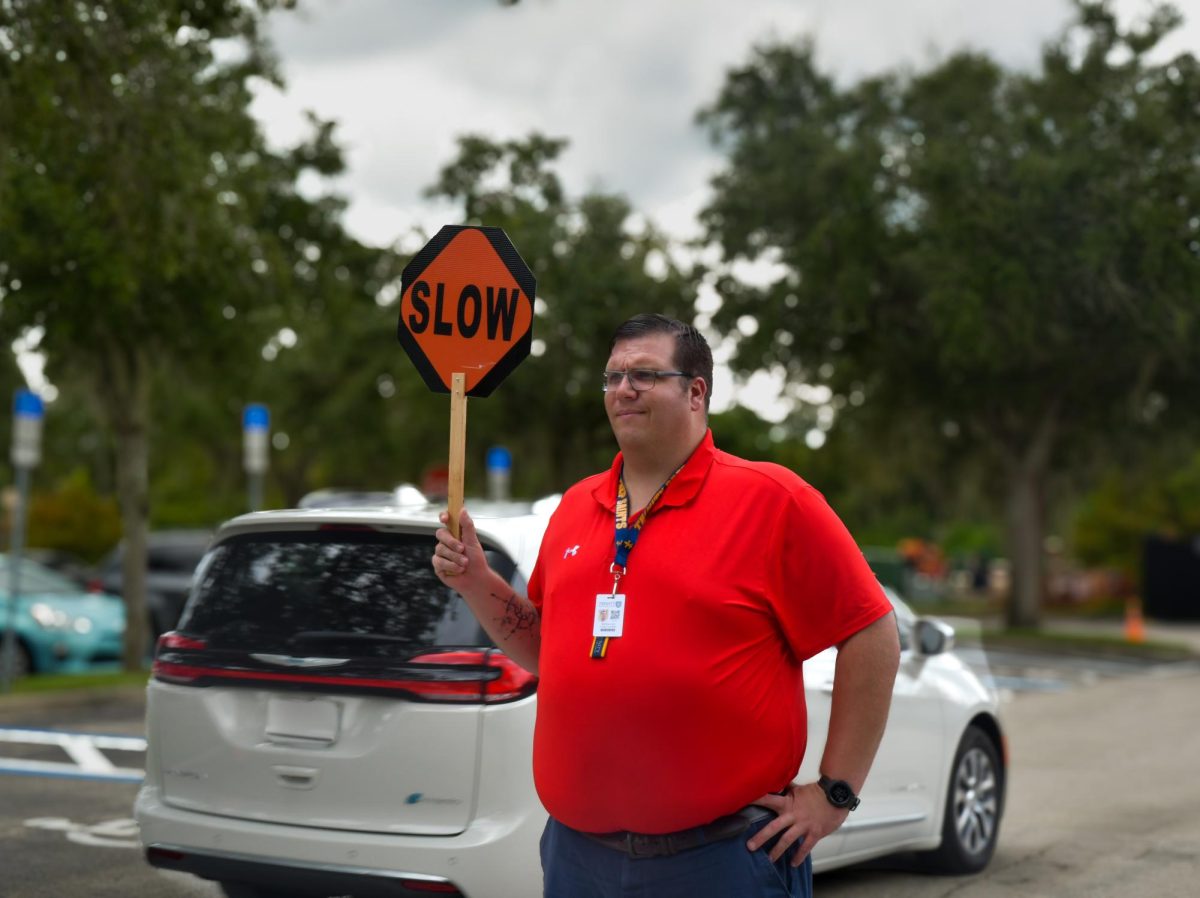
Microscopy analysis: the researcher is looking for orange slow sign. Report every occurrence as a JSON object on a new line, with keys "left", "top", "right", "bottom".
{"left": 396, "top": 226, "right": 536, "bottom": 397}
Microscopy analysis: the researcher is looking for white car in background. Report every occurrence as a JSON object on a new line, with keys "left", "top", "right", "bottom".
{"left": 135, "top": 496, "right": 1005, "bottom": 898}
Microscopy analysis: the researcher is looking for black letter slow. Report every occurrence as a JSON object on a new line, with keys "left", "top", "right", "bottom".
{"left": 408, "top": 281, "right": 431, "bottom": 333}
{"left": 458, "top": 285, "right": 482, "bottom": 338}
{"left": 433, "top": 283, "right": 453, "bottom": 336}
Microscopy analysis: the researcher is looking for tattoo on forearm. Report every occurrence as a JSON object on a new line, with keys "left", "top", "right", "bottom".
{"left": 493, "top": 589, "right": 536, "bottom": 638}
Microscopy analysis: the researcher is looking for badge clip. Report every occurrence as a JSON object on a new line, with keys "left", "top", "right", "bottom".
{"left": 609, "top": 562, "right": 625, "bottom": 597}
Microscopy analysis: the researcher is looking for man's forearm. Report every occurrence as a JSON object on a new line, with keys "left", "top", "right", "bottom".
{"left": 453, "top": 568, "right": 542, "bottom": 674}
{"left": 820, "top": 613, "right": 901, "bottom": 790}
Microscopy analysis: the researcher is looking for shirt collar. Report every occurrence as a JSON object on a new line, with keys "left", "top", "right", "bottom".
{"left": 592, "top": 429, "right": 716, "bottom": 512}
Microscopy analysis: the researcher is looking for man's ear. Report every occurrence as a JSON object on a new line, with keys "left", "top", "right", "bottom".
{"left": 689, "top": 376, "right": 707, "bottom": 411}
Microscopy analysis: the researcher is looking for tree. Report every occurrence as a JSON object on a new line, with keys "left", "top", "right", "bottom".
{"left": 0, "top": 1, "right": 389, "bottom": 665}
{"left": 420, "top": 134, "right": 698, "bottom": 492}
{"left": 697, "top": 0, "right": 1200, "bottom": 626}
{"left": 1073, "top": 439, "right": 1200, "bottom": 579}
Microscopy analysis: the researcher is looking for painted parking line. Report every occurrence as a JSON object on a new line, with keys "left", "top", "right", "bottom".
{"left": 24, "top": 816, "right": 141, "bottom": 849}
{"left": 0, "top": 726, "right": 146, "bottom": 783}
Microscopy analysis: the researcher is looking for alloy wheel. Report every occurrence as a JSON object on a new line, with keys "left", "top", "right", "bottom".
{"left": 952, "top": 745, "right": 998, "bottom": 855}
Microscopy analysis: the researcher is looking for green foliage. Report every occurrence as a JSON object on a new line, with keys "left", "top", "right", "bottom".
{"left": 10, "top": 669, "right": 150, "bottom": 692}
{"left": 938, "top": 520, "right": 1003, "bottom": 557}
{"left": 700, "top": 1, "right": 1200, "bottom": 448}
{"left": 698, "top": 1, "right": 1200, "bottom": 623}
{"left": 421, "top": 134, "right": 699, "bottom": 492}
{"left": 708, "top": 404, "right": 781, "bottom": 462}
{"left": 1073, "top": 448, "right": 1200, "bottom": 576}
{"left": 0, "top": 0, "right": 395, "bottom": 665}
{"left": 1, "top": 1, "right": 282, "bottom": 363}
{"left": 25, "top": 468, "right": 121, "bottom": 562}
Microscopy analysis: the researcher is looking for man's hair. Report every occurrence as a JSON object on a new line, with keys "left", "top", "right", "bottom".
{"left": 609, "top": 313, "right": 714, "bottom": 411}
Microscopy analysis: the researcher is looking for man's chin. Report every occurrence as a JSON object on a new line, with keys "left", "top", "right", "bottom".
{"left": 614, "top": 420, "right": 652, "bottom": 444}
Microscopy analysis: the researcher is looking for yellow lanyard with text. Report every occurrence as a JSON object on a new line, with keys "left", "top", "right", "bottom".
{"left": 590, "top": 464, "right": 683, "bottom": 659}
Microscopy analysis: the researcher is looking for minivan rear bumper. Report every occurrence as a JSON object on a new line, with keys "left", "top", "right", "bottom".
{"left": 135, "top": 784, "right": 545, "bottom": 898}
{"left": 145, "top": 843, "right": 461, "bottom": 898}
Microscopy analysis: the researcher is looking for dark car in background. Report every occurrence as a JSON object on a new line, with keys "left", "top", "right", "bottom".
{"left": 95, "top": 530, "right": 212, "bottom": 638}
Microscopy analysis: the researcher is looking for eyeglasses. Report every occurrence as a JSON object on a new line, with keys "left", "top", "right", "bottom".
{"left": 602, "top": 369, "right": 691, "bottom": 393}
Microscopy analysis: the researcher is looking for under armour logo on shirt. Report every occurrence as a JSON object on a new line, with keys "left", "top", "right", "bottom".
{"left": 563, "top": 545, "right": 580, "bottom": 559}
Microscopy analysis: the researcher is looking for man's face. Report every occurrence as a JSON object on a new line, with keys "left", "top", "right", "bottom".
{"left": 604, "top": 332, "right": 703, "bottom": 455}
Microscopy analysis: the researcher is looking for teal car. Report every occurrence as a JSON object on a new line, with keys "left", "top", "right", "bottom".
{"left": 0, "top": 555, "right": 125, "bottom": 679}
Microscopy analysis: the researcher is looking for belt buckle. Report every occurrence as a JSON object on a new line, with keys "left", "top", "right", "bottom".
{"left": 625, "top": 832, "right": 667, "bottom": 859}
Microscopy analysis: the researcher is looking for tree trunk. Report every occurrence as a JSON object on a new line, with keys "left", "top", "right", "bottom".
{"left": 1004, "top": 463, "right": 1044, "bottom": 629}
{"left": 1001, "top": 402, "right": 1059, "bottom": 630}
{"left": 99, "top": 346, "right": 151, "bottom": 671}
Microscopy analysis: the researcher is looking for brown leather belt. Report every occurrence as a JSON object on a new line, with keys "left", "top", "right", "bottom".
{"left": 580, "top": 805, "right": 772, "bottom": 859}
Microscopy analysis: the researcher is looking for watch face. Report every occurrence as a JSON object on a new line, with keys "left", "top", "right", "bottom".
{"left": 829, "top": 782, "right": 853, "bottom": 805}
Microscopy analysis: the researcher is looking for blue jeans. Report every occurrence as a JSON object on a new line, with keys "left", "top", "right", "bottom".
{"left": 540, "top": 815, "right": 813, "bottom": 898}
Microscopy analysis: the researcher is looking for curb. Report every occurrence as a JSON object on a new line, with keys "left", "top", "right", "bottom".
{"left": 0, "top": 684, "right": 147, "bottom": 715}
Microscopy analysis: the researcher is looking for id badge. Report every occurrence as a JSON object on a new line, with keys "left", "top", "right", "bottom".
{"left": 593, "top": 593, "right": 625, "bottom": 638}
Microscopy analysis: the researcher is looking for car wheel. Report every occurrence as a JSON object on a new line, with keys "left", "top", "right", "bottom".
{"left": 923, "top": 724, "right": 1004, "bottom": 874}
{"left": 220, "top": 883, "right": 295, "bottom": 898}
{"left": 2, "top": 641, "right": 33, "bottom": 680}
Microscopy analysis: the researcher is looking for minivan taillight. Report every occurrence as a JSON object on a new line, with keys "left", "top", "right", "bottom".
{"left": 157, "top": 632, "right": 208, "bottom": 653}
{"left": 408, "top": 650, "right": 538, "bottom": 703}
{"left": 152, "top": 640, "right": 538, "bottom": 704}
{"left": 152, "top": 632, "right": 211, "bottom": 686}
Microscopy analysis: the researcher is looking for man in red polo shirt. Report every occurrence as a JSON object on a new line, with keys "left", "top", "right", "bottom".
{"left": 433, "top": 313, "right": 900, "bottom": 897}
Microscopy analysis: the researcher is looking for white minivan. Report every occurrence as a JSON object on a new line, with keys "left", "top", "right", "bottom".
{"left": 135, "top": 497, "right": 1005, "bottom": 897}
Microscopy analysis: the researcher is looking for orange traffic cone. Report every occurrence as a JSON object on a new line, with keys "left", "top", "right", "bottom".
{"left": 1124, "top": 596, "right": 1146, "bottom": 644}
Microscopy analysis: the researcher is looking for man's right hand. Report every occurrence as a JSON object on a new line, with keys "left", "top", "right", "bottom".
{"left": 433, "top": 508, "right": 491, "bottom": 592}
{"left": 431, "top": 508, "right": 542, "bottom": 675}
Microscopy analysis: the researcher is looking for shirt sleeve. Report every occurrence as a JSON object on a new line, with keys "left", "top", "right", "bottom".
{"left": 526, "top": 549, "right": 545, "bottom": 613}
{"left": 767, "top": 482, "right": 893, "bottom": 661}
{"left": 526, "top": 499, "right": 567, "bottom": 614}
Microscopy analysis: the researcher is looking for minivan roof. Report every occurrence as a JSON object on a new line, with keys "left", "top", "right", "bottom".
{"left": 212, "top": 496, "right": 561, "bottom": 576}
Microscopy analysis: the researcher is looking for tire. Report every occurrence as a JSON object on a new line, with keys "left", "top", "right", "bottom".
{"left": 2, "top": 640, "right": 33, "bottom": 680}
{"left": 922, "top": 724, "right": 1004, "bottom": 874}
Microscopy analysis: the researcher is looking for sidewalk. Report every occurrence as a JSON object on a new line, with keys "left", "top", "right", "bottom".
{"left": 1040, "top": 614, "right": 1200, "bottom": 655}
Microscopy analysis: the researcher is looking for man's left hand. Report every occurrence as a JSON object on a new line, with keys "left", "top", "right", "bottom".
{"left": 747, "top": 782, "right": 849, "bottom": 865}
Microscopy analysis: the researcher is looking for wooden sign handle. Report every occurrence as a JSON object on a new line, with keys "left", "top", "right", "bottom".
{"left": 447, "top": 372, "right": 468, "bottom": 539}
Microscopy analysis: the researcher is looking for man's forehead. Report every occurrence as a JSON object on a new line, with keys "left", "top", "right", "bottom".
{"left": 606, "top": 333, "right": 676, "bottom": 366}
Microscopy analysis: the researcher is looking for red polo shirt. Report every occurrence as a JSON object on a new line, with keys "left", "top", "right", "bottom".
{"left": 526, "top": 431, "right": 892, "bottom": 834}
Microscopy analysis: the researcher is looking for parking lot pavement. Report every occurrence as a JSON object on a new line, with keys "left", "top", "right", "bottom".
{"left": 2, "top": 646, "right": 1197, "bottom": 898}
{"left": 818, "top": 666, "right": 1200, "bottom": 898}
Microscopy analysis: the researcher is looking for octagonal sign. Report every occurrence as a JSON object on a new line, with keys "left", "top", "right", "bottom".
{"left": 397, "top": 225, "right": 536, "bottom": 397}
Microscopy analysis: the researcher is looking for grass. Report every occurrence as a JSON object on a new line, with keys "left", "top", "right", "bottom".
{"left": 907, "top": 594, "right": 1129, "bottom": 620}
{"left": 8, "top": 668, "right": 150, "bottom": 695}
{"left": 904, "top": 595, "right": 1199, "bottom": 661}
{"left": 979, "top": 628, "right": 1197, "bottom": 661}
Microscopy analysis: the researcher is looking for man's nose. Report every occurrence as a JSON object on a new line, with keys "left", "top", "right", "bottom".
{"left": 611, "top": 373, "right": 640, "bottom": 396}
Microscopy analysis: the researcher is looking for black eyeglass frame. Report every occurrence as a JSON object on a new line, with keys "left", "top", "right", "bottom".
{"left": 601, "top": 369, "right": 692, "bottom": 393}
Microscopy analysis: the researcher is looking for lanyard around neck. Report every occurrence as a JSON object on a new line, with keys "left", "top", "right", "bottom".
{"left": 613, "top": 464, "right": 683, "bottom": 573}
{"left": 590, "top": 464, "right": 684, "bottom": 661}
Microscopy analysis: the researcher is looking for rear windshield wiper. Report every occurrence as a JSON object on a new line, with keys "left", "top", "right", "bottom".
{"left": 288, "top": 632, "right": 493, "bottom": 676}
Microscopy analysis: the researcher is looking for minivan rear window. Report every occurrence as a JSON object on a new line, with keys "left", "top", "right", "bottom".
{"left": 178, "top": 530, "right": 497, "bottom": 658}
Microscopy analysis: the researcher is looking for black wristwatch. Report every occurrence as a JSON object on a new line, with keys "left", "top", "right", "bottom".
{"left": 818, "top": 775, "right": 860, "bottom": 811}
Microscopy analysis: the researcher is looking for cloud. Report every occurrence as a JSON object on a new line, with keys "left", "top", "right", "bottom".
{"left": 258, "top": 0, "right": 1143, "bottom": 252}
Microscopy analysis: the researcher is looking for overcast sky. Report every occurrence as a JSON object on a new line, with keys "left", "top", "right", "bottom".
{"left": 245, "top": 0, "right": 1199, "bottom": 422}
{"left": 253, "top": 0, "right": 1193, "bottom": 245}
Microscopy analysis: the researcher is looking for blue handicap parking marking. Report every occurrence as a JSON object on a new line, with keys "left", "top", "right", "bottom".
{"left": 0, "top": 726, "right": 146, "bottom": 783}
